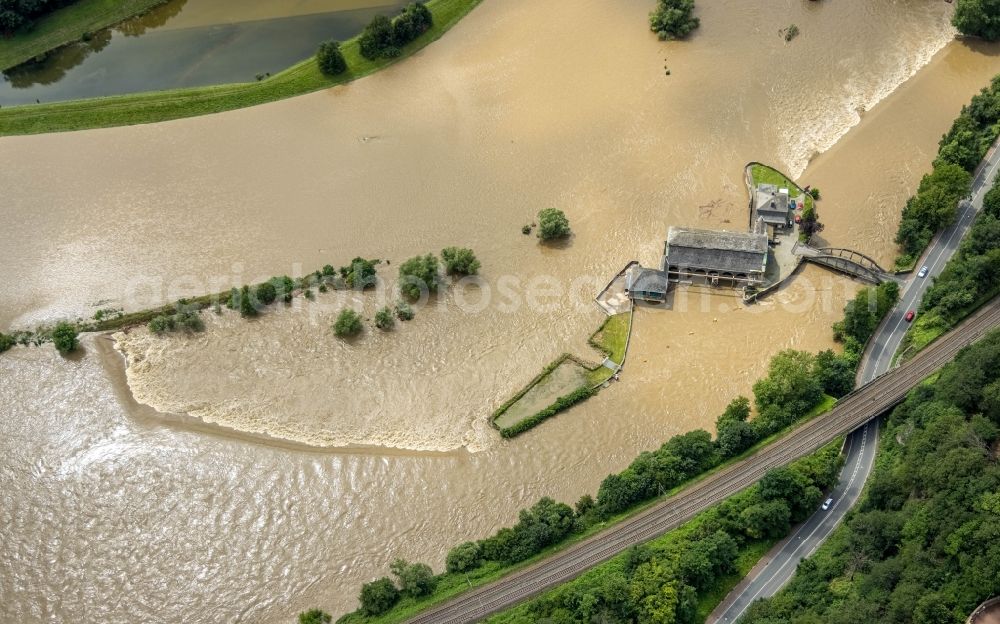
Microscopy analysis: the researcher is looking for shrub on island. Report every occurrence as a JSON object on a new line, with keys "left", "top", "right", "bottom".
{"left": 537, "top": 208, "right": 571, "bottom": 240}
{"left": 316, "top": 40, "right": 347, "bottom": 76}
{"left": 399, "top": 254, "right": 441, "bottom": 300}
{"left": 333, "top": 309, "right": 364, "bottom": 338}
{"left": 441, "top": 246, "right": 480, "bottom": 275}
{"left": 52, "top": 322, "right": 78, "bottom": 354}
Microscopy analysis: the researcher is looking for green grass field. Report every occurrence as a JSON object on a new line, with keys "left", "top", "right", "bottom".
{"left": 587, "top": 312, "right": 631, "bottom": 384}
{"left": 751, "top": 163, "right": 814, "bottom": 211}
{"left": 0, "top": 0, "right": 168, "bottom": 71}
{"left": 0, "top": 0, "right": 483, "bottom": 136}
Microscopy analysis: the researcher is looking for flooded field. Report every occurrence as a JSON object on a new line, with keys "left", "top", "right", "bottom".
{"left": 3, "top": 0, "right": 1000, "bottom": 620}
{"left": 0, "top": 0, "right": 410, "bottom": 105}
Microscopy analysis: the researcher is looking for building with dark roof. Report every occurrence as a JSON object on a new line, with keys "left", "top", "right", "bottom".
{"left": 625, "top": 265, "right": 667, "bottom": 302}
{"left": 663, "top": 226, "right": 768, "bottom": 286}
{"left": 754, "top": 183, "right": 792, "bottom": 233}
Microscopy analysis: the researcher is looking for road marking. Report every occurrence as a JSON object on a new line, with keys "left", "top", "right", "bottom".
{"left": 724, "top": 423, "right": 871, "bottom": 622}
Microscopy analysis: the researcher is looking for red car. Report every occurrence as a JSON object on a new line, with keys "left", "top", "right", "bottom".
{"left": 905, "top": 310, "right": 915, "bottom": 322}
{"left": 794, "top": 214, "right": 802, "bottom": 224}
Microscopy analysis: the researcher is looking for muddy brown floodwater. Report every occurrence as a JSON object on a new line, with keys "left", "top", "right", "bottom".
{"left": 2, "top": 0, "right": 1000, "bottom": 621}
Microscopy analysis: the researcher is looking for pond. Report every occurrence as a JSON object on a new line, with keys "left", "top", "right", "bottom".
{"left": 0, "top": 0, "right": 410, "bottom": 106}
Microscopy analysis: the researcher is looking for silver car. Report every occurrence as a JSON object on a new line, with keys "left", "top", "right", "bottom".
{"left": 821, "top": 498, "right": 833, "bottom": 510}
{"left": 918, "top": 266, "right": 929, "bottom": 278}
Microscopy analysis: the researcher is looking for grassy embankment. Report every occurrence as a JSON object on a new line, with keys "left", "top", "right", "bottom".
{"left": 0, "top": 0, "right": 168, "bottom": 71}
{"left": 490, "top": 312, "right": 632, "bottom": 437}
{"left": 0, "top": 0, "right": 483, "bottom": 136}
{"left": 343, "top": 394, "right": 838, "bottom": 624}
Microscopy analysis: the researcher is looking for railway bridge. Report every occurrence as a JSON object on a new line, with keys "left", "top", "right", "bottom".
{"left": 792, "top": 244, "right": 895, "bottom": 284}
{"left": 404, "top": 298, "right": 1000, "bottom": 624}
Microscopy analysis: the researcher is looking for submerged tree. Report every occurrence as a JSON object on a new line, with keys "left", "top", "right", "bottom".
{"left": 649, "top": 0, "right": 700, "bottom": 41}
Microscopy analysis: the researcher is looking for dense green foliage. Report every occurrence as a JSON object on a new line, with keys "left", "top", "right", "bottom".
{"left": 359, "top": 577, "right": 400, "bottom": 616}
{"left": 299, "top": 609, "right": 332, "bottom": 624}
{"left": 752, "top": 349, "right": 824, "bottom": 436}
{"left": 398, "top": 254, "right": 441, "bottom": 300}
{"left": 316, "top": 40, "right": 347, "bottom": 76}
{"left": 744, "top": 330, "right": 1000, "bottom": 624}
{"left": 906, "top": 171, "right": 1000, "bottom": 352}
{"left": 148, "top": 308, "right": 204, "bottom": 334}
{"left": 333, "top": 309, "right": 363, "bottom": 338}
{"left": 537, "top": 208, "right": 571, "bottom": 240}
{"left": 390, "top": 559, "right": 437, "bottom": 598}
{"left": 340, "top": 258, "right": 380, "bottom": 290}
{"left": 649, "top": 0, "right": 699, "bottom": 40}
{"left": 798, "top": 202, "right": 824, "bottom": 241}
{"left": 0, "top": 0, "right": 78, "bottom": 33}
{"left": 895, "top": 163, "right": 972, "bottom": 260}
{"left": 895, "top": 76, "right": 1000, "bottom": 266}
{"left": 358, "top": 2, "right": 432, "bottom": 60}
{"left": 953, "top": 0, "right": 1000, "bottom": 40}
{"left": 51, "top": 321, "right": 77, "bottom": 353}
{"left": 486, "top": 444, "right": 843, "bottom": 624}
{"left": 833, "top": 280, "right": 901, "bottom": 349}
{"left": 374, "top": 306, "right": 395, "bottom": 330}
{"left": 441, "top": 247, "right": 480, "bottom": 275}
{"left": 0, "top": 332, "right": 15, "bottom": 353}
{"left": 445, "top": 542, "right": 481, "bottom": 573}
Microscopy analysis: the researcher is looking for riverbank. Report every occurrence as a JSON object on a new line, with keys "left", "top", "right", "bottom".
{"left": 0, "top": 0, "right": 168, "bottom": 71}
{"left": 0, "top": 0, "right": 482, "bottom": 136}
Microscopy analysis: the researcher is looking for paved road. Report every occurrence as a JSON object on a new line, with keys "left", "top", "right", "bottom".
{"left": 404, "top": 300, "right": 1000, "bottom": 624}
{"left": 709, "top": 139, "right": 1000, "bottom": 624}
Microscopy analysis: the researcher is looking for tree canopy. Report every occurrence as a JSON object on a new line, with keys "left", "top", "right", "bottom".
{"left": 953, "top": 0, "right": 1000, "bottom": 40}
{"left": 649, "top": 0, "right": 700, "bottom": 40}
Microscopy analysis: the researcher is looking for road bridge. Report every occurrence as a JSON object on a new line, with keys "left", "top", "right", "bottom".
{"left": 404, "top": 298, "right": 1000, "bottom": 624}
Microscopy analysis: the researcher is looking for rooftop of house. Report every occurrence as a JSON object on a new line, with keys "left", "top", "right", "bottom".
{"left": 665, "top": 226, "right": 769, "bottom": 275}
{"left": 626, "top": 265, "right": 667, "bottom": 294}
{"left": 755, "top": 183, "right": 789, "bottom": 215}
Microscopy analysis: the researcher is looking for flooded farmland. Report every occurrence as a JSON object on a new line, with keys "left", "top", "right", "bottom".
{"left": 2, "top": 0, "right": 1000, "bottom": 620}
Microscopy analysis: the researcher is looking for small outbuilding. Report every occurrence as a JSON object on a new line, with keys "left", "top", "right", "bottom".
{"left": 625, "top": 265, "right": 667, "bottom": 302}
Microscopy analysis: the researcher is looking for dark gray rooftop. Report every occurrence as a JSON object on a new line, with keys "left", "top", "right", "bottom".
{"left": 665, "top": 226, "right": 768, "bottom": 274}
{"left": 626, "top": 265, "right": 667, "bottom": 295}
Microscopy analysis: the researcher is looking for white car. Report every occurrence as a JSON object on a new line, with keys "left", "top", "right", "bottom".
{"left": 918, "top": 266, "right": 929, "bottom": 278}
{"left": 821, "top": 498, "right": 833, "bottom": 511}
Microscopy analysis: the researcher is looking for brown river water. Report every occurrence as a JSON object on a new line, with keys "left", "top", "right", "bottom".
{"left": 3, "top": 0, "right": 1000, "bottom": 620}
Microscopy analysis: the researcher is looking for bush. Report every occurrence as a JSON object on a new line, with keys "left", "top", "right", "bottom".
{"left": 390, "top": 559, "right": 437, "bottom": 598}
{"left": 342, "top": 258, "right": 380, "bottom": 290}
{"left": 255, "top": 281, "right": 277, "bottom": 306}
{"left": 358, "top": 5, "right": 431, "bottom": 61}
{"left": 149, "top": 314, "right": 175, "bottom": 334}
{"left": 446, "top": 541, "right": 481, "bottom": 573}
{"left": 374, "top": 306, "right": 394, "bottom": 330}
{"left": 895, "top": 163, "right": 971, "bottom": 256}
{"left": 395, "top": 301, "right": 415, "bottom": 321}
{"left": 399, "top": 254, "right": 440, "bottom": 300}
{"left": 649, "top": 0, "right": 700, "bottom": 40}
{"left": 537, "top": 208, "right": 571, "bottom": 240}
{"left": 521, "top": 224, "right": 532, "bottom": 235}
{"left": 441, "top": 246, "right": 480, "bottom": 275}
{"left": 51, "top": 322, "right": 78, "bottom": 354}
{"left": 333, "top": 309, "right": 363, "bottom": 338}
{"left": 0, "top": 332, "right": 14, "bottom": 353}
{"left": 238, "top": 285, "right": 257, "bottom": 317}
{"left": 358, "top": 14, "right": 395, "bottom": 60}
{"left": 316, "top": 40, "right": 347, "bottom": 76}
{"left": 359, "top": 577, "right": 399, "bottom": 616}
{"left": 298, "top": 609, "right": 331, "bottom": 624}
{"left": 832, "top": 281, "right": 900, "bottom": 345}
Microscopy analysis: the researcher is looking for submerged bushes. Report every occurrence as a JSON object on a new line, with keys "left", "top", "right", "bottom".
{"left": 649, "top": 0, "right": 700, "bottom": 40}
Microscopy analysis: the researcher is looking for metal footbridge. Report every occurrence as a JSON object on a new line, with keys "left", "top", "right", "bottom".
{"left": 792, "top": 243, "right": 894, "bottom": 284}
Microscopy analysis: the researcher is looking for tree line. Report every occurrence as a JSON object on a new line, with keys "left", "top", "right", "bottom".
{"left": 894, "top": 75, "right": 1000, "bottom": 267}
{"left": 330, "top": 342, "right": 852, "bottom": 623}
{"left": 743, "top": 328, "right": 1000, "bottom": 624}
{"left": 905, "top": 169, "right": 1000, "bottom": 351}
{"left": 486, "top": 441, "right": 843, "bottom": 624}
{"left": 314, "top": 3, "right": 433, "bottom": 78}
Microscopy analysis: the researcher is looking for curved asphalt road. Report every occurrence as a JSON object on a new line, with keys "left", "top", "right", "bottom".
{"left": 709, "top": 138, "right": 1000, "bottom": 624}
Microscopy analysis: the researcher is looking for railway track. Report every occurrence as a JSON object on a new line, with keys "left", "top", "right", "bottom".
{"left": 406, "top": 299, "right": 1000, "bottom": 624}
